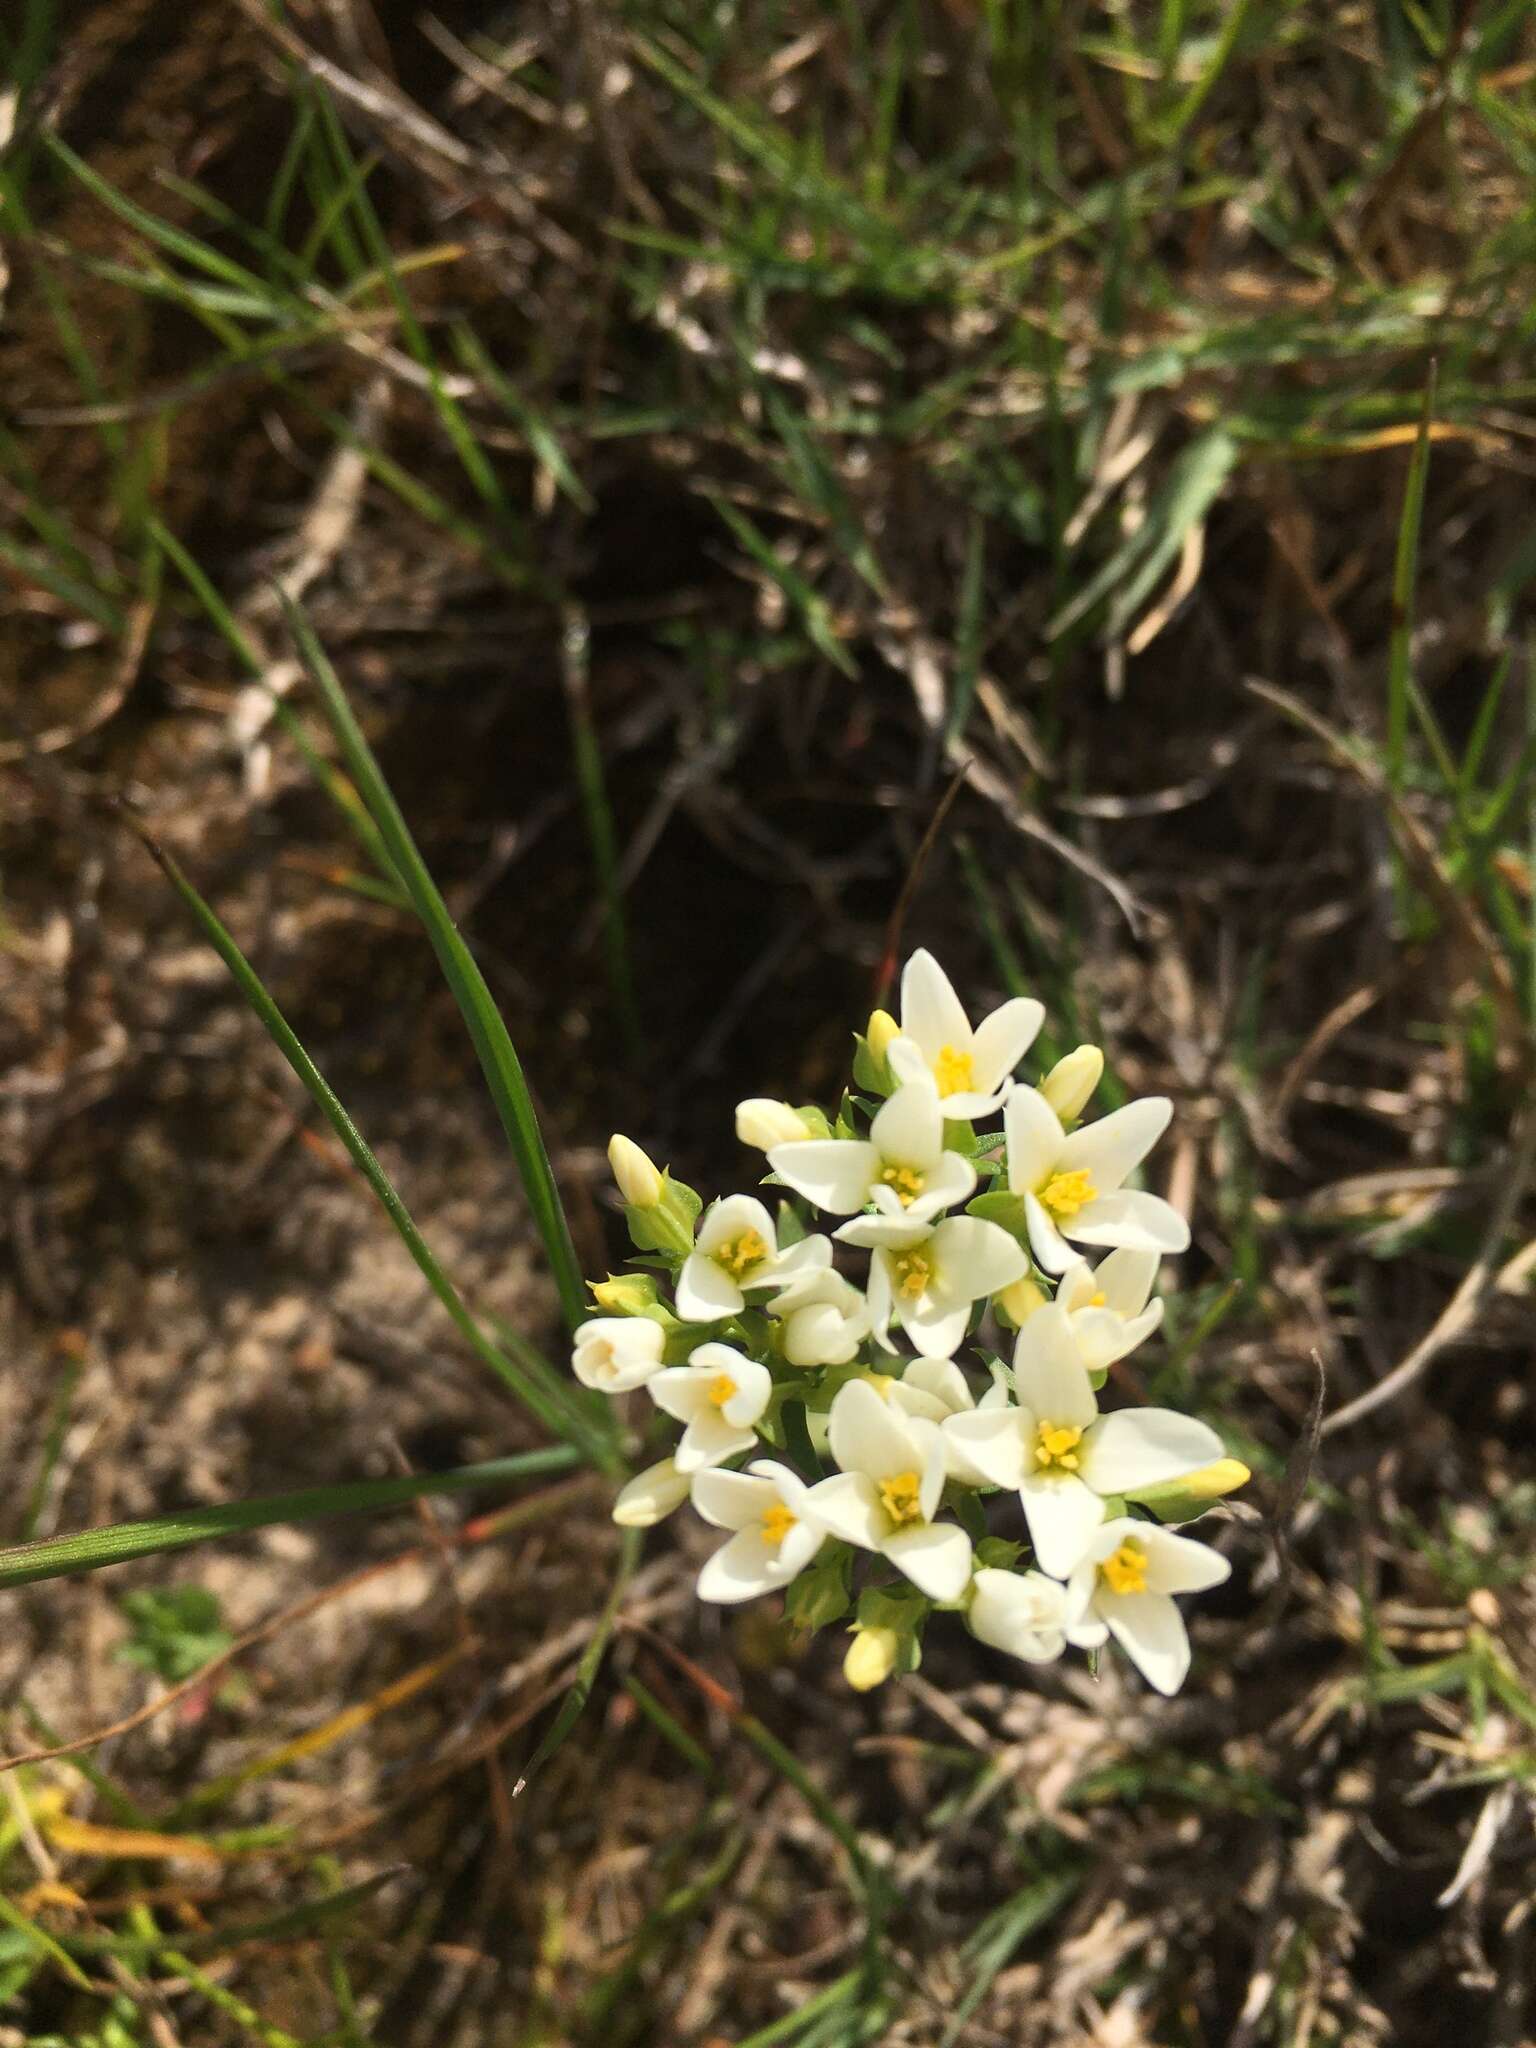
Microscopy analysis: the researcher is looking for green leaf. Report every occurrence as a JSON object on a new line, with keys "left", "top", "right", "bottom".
{"left": 0, "top": 1448, "right": 579, "bottom": 1591}
{"left": 278, "top": 595, "right": 590, "bottom": 1336}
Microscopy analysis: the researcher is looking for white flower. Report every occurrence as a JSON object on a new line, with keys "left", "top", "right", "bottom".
{"left": 836, "top": 1211, "right": 1027, "bottom": 1359}
{"left": 571, "top": 1316, "right": 666, "bottom": 1393}
{"left": 691, "top": 1460, "right": 825, "bottom": 1603}
{"left": 611, "top": 1457, "right": 691, "bottom": 1527}
{"left": 768, "top": 1077, "right": 976, "bottom": 1223}
{"left": 806, "top": 1378, "right": 972, "bottom": 1601}
{"left": 1065, "top": 1518, "right": 1231, "bottom": 1695}
{"left": 967, "top": 1567, "right": 1085, "bottom": 1665}
{"left": 769, "top": 1267, "right": 871, "bottom": 1368}
{"left": 649, "top": 1342, "right": 773, "bottom": 1472}
{"left": 736, "top": 1099, "right": 813, "bottom": 1150}
{"left": 885, "top": 948, "right": 1043, "bottom": 1120}
{"left": 1004, "top": 1086, "right": 1190, "bottom": 1276}
{"left": 674, "top": 1195, "right": 830, "bottom": 1322}
{"left": 941, "top": 1302, "right": 1223, "bottom": 1575}
{"left": 1054, "top": 1251, "right": 1163, "bottom": 1373}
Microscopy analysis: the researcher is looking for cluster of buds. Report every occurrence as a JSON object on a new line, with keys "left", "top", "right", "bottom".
{"left": 574, "top": 952, "right": 1246, "bottom": 1695}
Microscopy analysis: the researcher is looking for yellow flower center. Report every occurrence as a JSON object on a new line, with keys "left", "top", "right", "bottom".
{"left": 933, "top": 1043, "right": 975, "bottom": 1098}
{"left": 1039, "top": 1168, "right": 1096, "bottom": 1221}
{"left": 760, "top": 1502, "right": 797, "bottom": 1550}
{"left": 1099, "top": 1539, "right": 1149, "bottom": 1596}
{"left": 716, "top": 1228, "right": 769, "bottom": 1278}
{"left": 706, "top": 1372, "right": 738, "bottom": 1409}
{"left": 879, "top": 1163, "right": 926, "bottom": 1205}
{"left": 1089, "top": 1290, "right": 1106, "bottom": 1307}
{"left": 878, "top": 1470, "right": 924, "bottom": 1525}
{"left": 1033, "top": 1422, "right": 1085, "bottom": 1472}
{"left": 892, "top": 1249, "right": 933, "bottom": 1300}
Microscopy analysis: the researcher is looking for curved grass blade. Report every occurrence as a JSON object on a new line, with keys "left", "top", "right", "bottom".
{"left": 278, "top": 594, "right": 591, "bottom": 1335}
{"left": 128, "top": 813, "right": 617, "bottom": 1466}
{"left": 0, "top": 1448, "right": 579, "bottom": 1592}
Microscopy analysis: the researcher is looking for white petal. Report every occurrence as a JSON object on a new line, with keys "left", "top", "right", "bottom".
{"left": 1011, "top": 1304, "right": 1098, "bottom": 1428}
{"left": 885, "top": 1035, "right": 932, "bottom": 1089}
{"left": 647, "top": 1367, "right": 710, "bottom": 1424}
{"left": 1024, "top": 1191, "right": 1077, "bottom": 1276}
{"left": 773, "top": 1519, "right": 824, "bottom": 1583}
{"left": 691, "top": 1467, "right": 775, "bottom": 1531}
{"left": 913, "top": 1418, "right": 949, "bottom": 1523}
{"left": 968, "top": 998, "right": 1045, "bottom": 1092}
{"left": 896, "top": 1292, "right": 971, "bottom": 1360}
{"left": 1143, "top": 1524, "right": 1233, "bottom": 1595}
{"left": 882, "top": 1520, "right": 973, "bottom": 1601}
{"left": 1021, "top": 1469, "right": 1106, "bottom": 1577}
{"left": 968, "top": 1567, "right": 1068, "bottom": 1662}
{"left": 674, "top": 1253, "right": 745, "bottom": 1322}
{"left": 906, "top": 1150, "right": 978, "bottom": 1224}
{"left": 866, "top": 1253, "right": 894, "bottom": 1349}
{"left": 745, "top": 1458, "right": 813, "bottom": 1512}
{"left": 719, "top": 1356, "right": 773, "bottom": 1427}
{"left": 870, "top": 1079, "right": 945, "bottom": 1172}
{"left": 1059, "top": 1098, "right": 1171, "bottom": 1193}
{"left": 611, "top": 1458, "right": 689, "bottom": 1527}
{"left": 900, "top": 948, "right": 970, "bottom": 1059}
{"left": 782, "top": 1300, "right": 865, "bottom": 1367}
{"left": 1098, "top": 1589, "right": 1190, "bottom": 1695}
{"left": 1070, "top": 1302, "right": 1162, "bottom": 1372}
{"left": 697, "top": 1193, "right": 778, "bottom": 1257}
{"left": 901, "top": 1355, "right": 975, "bottom": 1413}
{"left": 827, "top": 1376, "right": 919, "bottom": 1481}
{"left": 770, "top": 1139, "right": 880, "bottom": 1215}
{"left": 1052, "top": 1259, "right": 1100, "bottom": 1316}
{"left": 698, "top": 1528, "right": 779, "bottom": 1603}
{"left": 1066, "top": 1189, "right": 1190, "bottom": 1256}
{"left": 941, "top": 1407, "right": 1028, "bottom": 1489}
{"left": 1079, "top": 1409, "right": 1224, "bottom": 1495}
{"left": 1004, "top": 1086, "right": 1065, "bottom": 1194}
{"left": 1092, "top": 1247, "right": 1160, "bottom": 1316}
{"left": 805, "top": 1471, "right": 885, "bottom": 1550}
{"left": 572, "top": 1316, "right": 666, "bottom": 1392}
{"left": 930, "top": 1216, "right": 1028, "bottom": 1302}
{"left": 933, "top": 1086, "right": 1013, "bottom": 1121}
{"left": 675, "top": 1410, "right": 758, "bottom": 1473}
{"left": 836, "top": 1211, "right": 934, "bottom": 1250}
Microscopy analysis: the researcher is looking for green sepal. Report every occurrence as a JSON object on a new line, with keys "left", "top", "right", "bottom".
{"left": 1137, "top": 1491, "right": 1215, "bottom": 1525}
{"left": 855, "top": 1583, "right": 927, "bottom": 1666}
{"left": 965, "top": 1189, "right": 1030, "bottom": 1239}
{"left": 973, "top": 1536, "right": 1026, "bottom": 1572}
{"left": 851, "top": 1035, "right": 891, "bottom": 1096}
{"left": 785, "top": 1544, "right": 852, "bottom": 1631}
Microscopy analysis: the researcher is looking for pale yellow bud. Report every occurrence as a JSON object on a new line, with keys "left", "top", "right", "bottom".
{"left": 611, "top": 1458, "right": 690, "bottom": 1528}
{"left": 844, "top": 1625, "right": 899, "bottom": 1692}
{"left": 608, "top": 1133, "right": 664, "bottom": 1209}
{"left": 1173, "top": 1457, "right": 1251, "bottom": 1501}
{"left": 865, "top": 1009, "right": 900, "bottom": 1061}
{"left": 735, "top": 1098, "right": 811, "bottom": 1150}
{"left": 1039, "top": 1045, "right": 1104, "bottom": 1123}
{"left": 589, "top": 1273, "right": 661, "bottom": 1316}
{"left": 996, "top": 1277, "right": 1048, "bottom": 1325}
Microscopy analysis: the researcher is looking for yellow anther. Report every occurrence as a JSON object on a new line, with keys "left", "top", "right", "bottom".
{"left": 892, "top": 1250, "right": 933, "bottom": 1300}
{"left": 1039, "top": 1168, "right": 1096, "bottom": 1221}
{"left": 716, "top": 1228, "right": 769, "bottom": 1278}
{"left": 706, "top": 1373, "right": 738, "bottom": 1409}
{"left": 761, "top": 1502, "right": 797, "bottom": 1550}
{"left": 933, "top": 1043, "right": 975, "bottom": 1098}
{"left": 1100, "top": 1539, "right": 1149, "bottom": 1596}
{"left": 1089, "top": 1290, "right": 1107, "bottom": 1307}
{"left": 878, "top": 1470, "right": 924, "bottom": 1525}
{"left": 879, "top": 1163, "right": 926, "bottom": 1205}
{"left": 1034, "top": 1422, "right": 1085, "bottom": 1472}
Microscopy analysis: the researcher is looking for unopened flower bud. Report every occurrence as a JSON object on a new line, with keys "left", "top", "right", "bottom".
{"left": 1039, "top": 1045, "right": 1104, "bottom": 1123}
{"left": 611, "top": 1457, "right": 690, "bottom": 1528}
{"left": 1134, "top": 1457, "right": 1251, "bottom": 1506}
{"left": 865, "top": 1009, "right": 900, "bottom": 1061}
{"left": 608, "top": 1134, "right": 664, "bottom": 1209}
{"left": 736, "top": 1098, "right": 812, "bottom": 1150}
{"left": 589, "top": 1272, "right": 662, "bottom": 1316}
{"left": 844, "top": 1625, "right": 900, "bottom": 1692}
{"left": 996, "top": 1276, "right": 1048, "bottom": 1326}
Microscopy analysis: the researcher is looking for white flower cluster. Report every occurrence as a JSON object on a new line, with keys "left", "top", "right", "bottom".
{"left": 573, "top": 951, "right": 1246, "bottom": 1697}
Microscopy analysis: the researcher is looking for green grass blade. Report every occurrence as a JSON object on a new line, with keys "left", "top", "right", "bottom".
{"left": 278, "top": 594, "right": 592, "bottom": 1336}
{"left": 515, "top": 1526, "right": 640, "bottom": 1793}
{"left": 0, "top": 1449, "right": 579, "bottom": 1591}
{"left": 131, "top": 814, "right": 615, "bottom": 1464}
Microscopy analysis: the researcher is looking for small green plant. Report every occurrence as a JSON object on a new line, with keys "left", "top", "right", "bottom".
{"left": 115, "top": 1585, "right": 233, "bottom": 1685}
